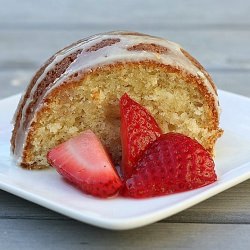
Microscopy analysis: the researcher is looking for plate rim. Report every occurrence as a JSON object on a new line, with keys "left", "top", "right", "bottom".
{"left": 1, "top": 163, "right": 250, "bottom": 230}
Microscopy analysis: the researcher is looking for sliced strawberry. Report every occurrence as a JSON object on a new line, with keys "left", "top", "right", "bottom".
{"left": 121, "top": 133, "right": 217, "bottom": 198}
{"left": 47, "top": 130, "right": 122, "bottom": 198}
{"left": 120, "top": 93, "right": 162, "bottom": 178}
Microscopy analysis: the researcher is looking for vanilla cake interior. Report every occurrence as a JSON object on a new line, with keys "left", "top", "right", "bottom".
{"left": 28, "top": 63, "right": 221, "bottom": 168}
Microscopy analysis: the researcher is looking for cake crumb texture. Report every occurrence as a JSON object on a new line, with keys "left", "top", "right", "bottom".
{"left": 22, "top": 62, "right": 222, "bottom": 168}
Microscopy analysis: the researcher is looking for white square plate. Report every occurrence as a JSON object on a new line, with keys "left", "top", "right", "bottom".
{"left": 1, "top": 90, "right": 250, "bottom": 230}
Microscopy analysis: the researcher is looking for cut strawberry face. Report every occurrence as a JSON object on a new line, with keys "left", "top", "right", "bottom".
{"left": 120, "top": 93, "right": 162, "bottom": 178}
{"left": 121, "top": 133, "right": 217, "bottom": 198}
{"left": 47, "top": 130, "right": 122, "bottom": 198}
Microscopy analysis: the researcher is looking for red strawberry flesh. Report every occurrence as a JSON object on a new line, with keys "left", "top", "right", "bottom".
{"left": 121, "top": 133, "right": 217, "bottom": 198}
{"left": 120, "top": 93, "right": 162, "bottom": 178}
{"left": 47, "top": 130, "right": 122, "bottom": 198}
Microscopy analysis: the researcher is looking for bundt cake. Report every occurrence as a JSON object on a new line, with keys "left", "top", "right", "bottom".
{"left": 11, "top": 31, "right": 223, "bottom": 169}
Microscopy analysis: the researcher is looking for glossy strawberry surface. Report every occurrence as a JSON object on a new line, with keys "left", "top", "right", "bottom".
{"left": 120, "top": 93, "right": 162, "bottom": 178}
{"left": 121, "top": 133, "right": 217, "bottom": 198}
{"left": 47, "top": 130, "right": 122, "bottom": 198}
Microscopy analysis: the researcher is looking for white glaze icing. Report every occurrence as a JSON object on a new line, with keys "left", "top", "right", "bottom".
{"left": 50, "top": 33, "right": 217, "bottom": 99}
{"left": 13, "top": 31, "right": 220, "bottom": 163}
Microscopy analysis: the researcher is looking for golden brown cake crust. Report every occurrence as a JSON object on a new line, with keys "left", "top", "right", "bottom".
{"left": 86, "top": 38, "right": 121, "bottom": 52}
{"left": 180, "top": 48, "right": 217, "bottom": 93}
{"left": 127, "top": 43, "right": 169, "bottom": 54}
{"left": 11, "top": 49, "right": 82, "bottom": 153}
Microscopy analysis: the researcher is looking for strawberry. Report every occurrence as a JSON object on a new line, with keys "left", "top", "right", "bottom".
{"left": 47, "top": 130, "right": 122, "bottom": 198}
{"left": 120, "top": 93, "right": 162, "bottom": 178}
{"left": 121, "top": 133, "right": 217, "bottom": 198}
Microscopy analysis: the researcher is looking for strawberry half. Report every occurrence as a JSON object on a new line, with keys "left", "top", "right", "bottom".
{"left": 121, "top": 133, "right": 217, "bottom": 198}
{"left": 120, "top": 93, "right": 162, "bottom": 178}
{"left": 47, "top": 130, "right": 122, "bottom": 198}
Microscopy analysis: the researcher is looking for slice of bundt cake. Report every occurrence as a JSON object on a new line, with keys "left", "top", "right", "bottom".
{"left": 11, "top": 31, "right": 223, "bottom": 169}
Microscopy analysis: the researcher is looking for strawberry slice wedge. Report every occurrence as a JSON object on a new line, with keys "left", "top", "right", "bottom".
{"left": 120, "top": 93, "right": 162, "bottom": 178}
{"left": 47, "top": 130, "right": 122, "bottom": 198}
{"left": 121, "top": 133, "right": 217, "bottom": 198}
